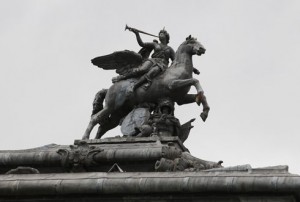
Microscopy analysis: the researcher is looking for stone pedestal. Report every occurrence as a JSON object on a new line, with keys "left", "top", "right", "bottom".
{"left": 0, "top": 137, "right": 299, "bottom": 201}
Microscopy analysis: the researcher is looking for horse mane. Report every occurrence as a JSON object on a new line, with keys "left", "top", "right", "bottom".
{"left": 173, "top": 35, "right": 198, "bottom": 60}
{"left": 180, "top": 35, "right": 198, "bottom": 46}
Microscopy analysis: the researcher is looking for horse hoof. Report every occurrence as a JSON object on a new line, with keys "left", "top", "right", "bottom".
{"left": 200, "top": 112, "right": 208, "bottom": 122}
{"left": 82, "top": 135, "right": 90, "bottom": 140}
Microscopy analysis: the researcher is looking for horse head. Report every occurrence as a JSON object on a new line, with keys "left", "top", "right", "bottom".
{"left": 180, "top": 35, "right": 206, "bottom": 56}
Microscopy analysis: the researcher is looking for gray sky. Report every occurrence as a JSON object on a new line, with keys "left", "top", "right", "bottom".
{"left": 1, "top": 0, "right": 300, "bottom": 173}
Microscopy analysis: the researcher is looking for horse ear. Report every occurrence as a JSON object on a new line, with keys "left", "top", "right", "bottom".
{"left": 186, "top": 35, "right": 191, "bottom": 40}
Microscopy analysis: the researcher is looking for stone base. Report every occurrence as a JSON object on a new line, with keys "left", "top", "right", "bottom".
{"left": 0, "top": 136, "right": 217, "bottom": 173}
{"left": 0, "top": 137, "right": 299, "bottom": 201}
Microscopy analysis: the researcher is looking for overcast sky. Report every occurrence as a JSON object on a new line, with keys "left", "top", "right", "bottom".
{"left": 0, "top": 0, "right": 300, "bottom": 173}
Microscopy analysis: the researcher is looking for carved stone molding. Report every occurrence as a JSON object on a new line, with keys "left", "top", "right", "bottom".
{"left": 155, "top": 144, "right": 222, "bottom": 172}
{"left": 57, "top": 141, "right": 103, "bottom": 172}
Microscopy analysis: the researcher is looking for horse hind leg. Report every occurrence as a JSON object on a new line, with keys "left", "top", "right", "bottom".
{"left": 82, "top": 89, "right": 107, "bottom": 140}
{"left": 95, "top": 115, "right": 120, "bottom": 139}
{"left": 82, "top": 107, "right": 112, "bottom": 140}
{"left": 95, "top": 108, "right": 131, "bottom": 139}
{"left": 92, "top": 89, "right": 107, "bottom": 115}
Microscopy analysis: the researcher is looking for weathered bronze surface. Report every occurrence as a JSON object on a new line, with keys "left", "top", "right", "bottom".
{"left": 83, "top": 28, "right": 209, "bottom": 140}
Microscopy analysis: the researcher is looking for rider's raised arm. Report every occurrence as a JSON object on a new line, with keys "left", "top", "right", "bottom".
{"left": 134, "top": 31, "right": 155, "bottom": 49}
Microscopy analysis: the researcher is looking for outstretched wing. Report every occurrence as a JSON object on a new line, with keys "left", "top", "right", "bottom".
{"left": 91, "top": 50, "right": 143, "bottom": 75}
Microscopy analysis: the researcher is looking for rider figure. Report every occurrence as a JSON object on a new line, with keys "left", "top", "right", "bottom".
{"left": 113, "top": 28, "right": 175, "bottom": 92}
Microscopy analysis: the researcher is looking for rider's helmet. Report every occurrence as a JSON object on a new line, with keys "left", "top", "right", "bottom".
{"left": 159, "top": 29, "right": 170, "bottom": 44}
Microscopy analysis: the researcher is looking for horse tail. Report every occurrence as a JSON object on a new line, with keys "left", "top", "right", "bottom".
{"left": 91, "top": 89, "right": 108, "bottom": 116}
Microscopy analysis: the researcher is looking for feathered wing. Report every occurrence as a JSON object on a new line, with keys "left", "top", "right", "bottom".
{"left": 138, "top": 46, "right": 153, "bottom": 61}
{"left": 91, "top": 50, "right": 143, "bottom": 75}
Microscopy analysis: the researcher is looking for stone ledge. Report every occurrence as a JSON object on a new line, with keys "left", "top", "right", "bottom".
{"left": 75, "top": 136, "right": 188, "bottom": 151}
{"left": 0, "top": 172, "right": 299, "bottom": 197}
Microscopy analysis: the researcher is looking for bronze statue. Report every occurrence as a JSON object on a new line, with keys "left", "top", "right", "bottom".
{"left": 82, "top": 26, "right": 209, "bottom": 140}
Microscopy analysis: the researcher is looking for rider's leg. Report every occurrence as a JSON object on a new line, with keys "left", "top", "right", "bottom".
{"left": 133, "top": 66, "right": 161, "bottom": 91}
{"left": 138, "top": 60, "right": 153, "bottom": 72}
{"left": 116, "top": 60, "right": 153, "bottom": 83}
{"left": 126, "top": 61, "right": 153, "bottom": 94}
{"left": 128, "top": 60, "right": 153, "bottom": 79}
{"left": 133, "top": 76, "right": 148, "bottom": 91}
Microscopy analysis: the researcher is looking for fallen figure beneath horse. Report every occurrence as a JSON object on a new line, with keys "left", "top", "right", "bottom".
{"left": 82, "top": 35, "right": 209, "bottom": 140}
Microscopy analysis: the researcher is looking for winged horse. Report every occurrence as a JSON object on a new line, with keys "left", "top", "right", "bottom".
{"left": 82, "top": 36, "right": 209, "bottom": 139}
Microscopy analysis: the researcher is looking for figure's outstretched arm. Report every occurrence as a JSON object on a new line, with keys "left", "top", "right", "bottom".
{"left": 132, "top": 30, "right": 155, "bottom": 48}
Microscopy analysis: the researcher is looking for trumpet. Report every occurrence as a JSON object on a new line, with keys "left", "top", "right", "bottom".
{"left": 125, "top": 24, "right": 158, "bottom": 38}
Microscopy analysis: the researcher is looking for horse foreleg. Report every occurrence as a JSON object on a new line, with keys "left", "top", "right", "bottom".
{"left": 82, "top": 107, "right": 111, "bottom": 140}
{"left": 192, "top": 79, "right": 210, "bottom": 122}
{"left": 196, "top": 91, "right": 210, "bottom": 122}
{"left": 177, "top": 94, "right": 197, "bottom": 105}
{"left": 169, "top": 79, "right": 210, "bottom": 122}
{"left": 168, "top": 78, "right": 201, "bottom": 91}
{"left": 177, "top": 93, "right": 209, "bottom": 121}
